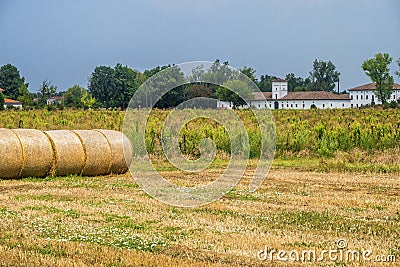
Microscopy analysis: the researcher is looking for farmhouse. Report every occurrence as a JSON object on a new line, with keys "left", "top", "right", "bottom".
{"left": 217, "top": 79, "right": 400, "bottom": 109}
{"left": 217, "top": 79, "right": 351, "bottom": 109}
{"left": 0, "top": 88, "right": 23, "bottom": 109}
{"left": 4, "top": 98, "right": 23, "bottom": 109}
{"left": 348, "top": 82, "right": 400, "bottom": 107}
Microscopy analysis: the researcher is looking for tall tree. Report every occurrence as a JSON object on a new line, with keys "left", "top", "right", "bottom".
{"left": 142, "top": 65, "right": 187, "bottom": 108}
{"left": 88, "top": 64, "right": 140, "bottom": 109}
{"left": 396, "top": 58, "right": 400, "bottom": 78}
{"left": 0, "top": 64, "right": 28, "bottom": 99}
{"left": 88, "top": 66, "right": 115, "bottom": 108}
{"left": 216, "top": 80, "right": 253, "bottom": 107}
{"left": 64, "top": 85, "right": 86, "bottom": 108}
{"left": 240, "top": 66, "right": 257, "bottom": 83}
{"left": 285, "top": 73, "right": 310, "bottom": 92}
{"left": 308, "top": 59, "right": 340, "bottom": 92}
{"left": 17, "top": 83, "right": 33, "bottom": 107}
{"left": 187, "top": 84, "right": 214, "bottom": 99}
{"left": 38, "top": 79, "right": 57, "bottom": 105}
{"left": 362, "top": 53, "right": 394, "bottom": 105}
{"left": 257, "top": 74, "right": 277, "bottom": 92}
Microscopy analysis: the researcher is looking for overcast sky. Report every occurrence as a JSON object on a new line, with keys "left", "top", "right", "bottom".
{"left": 1, "top": 0, "right": 399, "bottom": 92}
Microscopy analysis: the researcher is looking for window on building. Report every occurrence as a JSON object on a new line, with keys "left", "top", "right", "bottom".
{"left": 303, "top": 104, "right": 305, "bottom": 108}
{"left": 351, "top": 95, "right": 353, "bottom": 100}
{"left": 323, "top": 104, "right": 325, "bottom": 108}
{"left": 356, "top": 95, "right": 358, "bottom": 100}
{"left": 291, "top": 104, "right": 293, "bottom": 108}
{"left": 361, "top": 95, "right": 363, "bottom": 100}
{"left": 366, "top": 95, "right": 368, "bottom": 100}
{"left": 295, "top": 104, "right": 298, "bottom": 107}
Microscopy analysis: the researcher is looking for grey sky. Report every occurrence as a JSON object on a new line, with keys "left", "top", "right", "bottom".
{"left": 0, "top": 0, "right": 399, "bottom": 92}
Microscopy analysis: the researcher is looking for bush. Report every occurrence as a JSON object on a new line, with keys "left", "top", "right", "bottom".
{"left": 0, "top": 92, "right": 4, "bottom": 111}
{"left": 389, "top": 101, "right": 398, "bottom": 109}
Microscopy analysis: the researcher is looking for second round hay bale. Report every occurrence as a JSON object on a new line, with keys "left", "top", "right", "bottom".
{"left": 73, "top": 130, "right": 112, "bottom": 176}
{"left": 45, "top": 130, "right": 85, "bottom": 176}
{"left": 95, "top": 129, "right": 133, "bottom": 174}
{"left": 0, "top": 128, "right": 23, "bottom": 179}
{"left": 12, "top": 129, "right": 53, "bottom": 178}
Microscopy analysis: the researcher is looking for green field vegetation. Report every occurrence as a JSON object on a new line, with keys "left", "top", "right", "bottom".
{"left": 1, "top": 108, "right": 400, "bottom": 173}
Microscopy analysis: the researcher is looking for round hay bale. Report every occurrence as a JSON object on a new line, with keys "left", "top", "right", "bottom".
{"left": 12, "top": 129, "right": 53, "bottom": 178}
{"left": 73, "top": 130, "right": 112, "bottom": 176}
{"left": 0, "top": 128, "right": 24, "bottom": 179}
{"left": 44, "top": 130, "right": 85, "bottom": 176}
{"left": 95, "top": 130, "right": 133, "bottom": 174}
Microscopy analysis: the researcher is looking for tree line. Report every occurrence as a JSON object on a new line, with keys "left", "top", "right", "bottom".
{"left": 0, "top": 54, "right": 399, "bottom": 110}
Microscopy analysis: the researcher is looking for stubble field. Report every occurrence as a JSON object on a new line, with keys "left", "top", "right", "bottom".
{"left": 0, "top": 108, "right": 399, "bottom": 266}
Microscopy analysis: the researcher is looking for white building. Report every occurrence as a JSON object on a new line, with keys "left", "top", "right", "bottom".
{"left": 0, "top": 88, "right": 23, "bottom": 109}
{"left": 4, "top": 98, "right": 23, "bottom": 109}
{"left": 348, "top": 83, "right": 400, "bottom": 107}
{"left": 217, "top": 78, "right": 351, "bottom": 110}
{"left": 217, "top": 79, "right": 400, "bottom": 110}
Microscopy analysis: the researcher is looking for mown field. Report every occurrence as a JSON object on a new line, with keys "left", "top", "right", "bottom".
{"left": 0, "top": 108, "right": 399, "bottom": 266}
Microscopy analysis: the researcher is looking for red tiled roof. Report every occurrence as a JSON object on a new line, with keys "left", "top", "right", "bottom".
{"left": 4, "top": 98, "right": 22, "bottom": 104}
{"left": 252, "top": 92, "right": 272, "bottom": 100}
{"left": 348, "top": 83, "right": 400, "bottom": 91}
{"left": 282, "top": 91, "right": 350, "bottom": 100}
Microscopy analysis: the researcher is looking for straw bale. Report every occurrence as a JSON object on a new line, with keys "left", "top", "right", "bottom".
{"left": 0, "top": 128, "right": 24, "bottom": 179}
{"left": 12, "top": 129, "right": 53, "bottom": 178}
{"left": 95, "top": 130, "right": 133, "bottom": 174}
{"left": 73, "top": 130, "right": 112, "bottom": 176}
{"left": 44, "top": 130, "right": 85, "bottom": 176}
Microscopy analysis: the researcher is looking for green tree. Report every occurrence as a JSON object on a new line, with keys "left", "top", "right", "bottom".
{"left": 0, "top": 92, "right": 4, "bottom": 111}
{"left": 362, "top": 53, "right": 394, "bottom": 105}
{"left": 216, "top": 80, "right": 253, "bottom": 107}
{"left": 17, "top": 83, "right": 33, "bottom": 107}
{"left": 38, "top": 79, "right": 57, "bottom": 105}
{"left": 64, "top": 85, "right": 86, "bottom": 108}
{"left": 187, "top": 84, "right": 214, "bottom": 99}
{"left": 396, "top": 58, "right": 400, "bottom": 78}
{"left": 308, "top": 59, "right": 340, "bottom": 92}
{"left": 142, "top": 65, "right": 187, "bottom": 108}
{"left": 0, "top": 64, "right": 28, "bottom": 99}
{"left": 257, "top": 74, "right": 277, "bottom": 92}
{"left": 240, "top": 66, "right": 258, "bottom": 83}
{"left": 88, "top": 64, "right": 140, "bottom": 109}
{"left": 285, "top": 73, "right": 310, "bottom": 92}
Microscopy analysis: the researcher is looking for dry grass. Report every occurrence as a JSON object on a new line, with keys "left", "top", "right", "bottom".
{"left": 0, "top": 168, "right": 399, "bottom": 266}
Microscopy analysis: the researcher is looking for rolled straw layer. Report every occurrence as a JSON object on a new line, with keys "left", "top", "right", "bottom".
{"left": 95, "top": 129, "right": 133, "bottom": 174}
{"left": 13, "top": 129, "right": 53, "bottom": 178}
{"left": 44, "top": 130, "right": 86, "bottom": 177}
{"left": 0, "top": 128, "right": 24, "bottom": 179}
{"left": 73, "top": 130, "right": 112, "bottom": 176}
{"left": 0, "top": 128, "right": 132, "bottom": 179}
